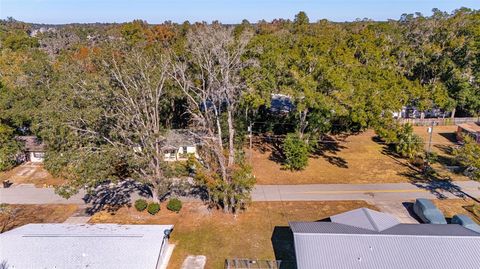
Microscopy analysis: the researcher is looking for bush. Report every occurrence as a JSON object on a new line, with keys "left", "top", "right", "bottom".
{"left": 282, "top": 133, "right": 309, "bottom": 171}
{"left": 134, "top": 199, "right": 148, "bottom": 212}
{"left": 473, "top": 203, "right": 480, "bottom": 218}
{"left": 395, "top": 124, "right": 424, "bottom": 160}
{"left": 147, "top": 202, "right": 160, "bottom": 215}
{"left": 167, "top": 198, "right": 183, "bottom": 213}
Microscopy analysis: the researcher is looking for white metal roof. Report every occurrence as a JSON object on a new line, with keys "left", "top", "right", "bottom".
{"left": 0, "top": 223, "right": 173, "bottom": 269}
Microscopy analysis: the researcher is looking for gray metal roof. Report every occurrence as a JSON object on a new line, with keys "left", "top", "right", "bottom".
{"left": 163, "top": 129, "right": 197, "bottom": 148}
{"left": 0, "top": 223, "right": 173, "bottom": 269}
{"left": 330, "top": 208, "right": 400, "bottom": 232}
{"left": 292, "top": 232, "right": 480, "bottom": 269}
{"left": 290, "top": 208, "right": 480, "bottom": 269}
{"left": 290, "top": 222, "right": 480, "bottom": 237}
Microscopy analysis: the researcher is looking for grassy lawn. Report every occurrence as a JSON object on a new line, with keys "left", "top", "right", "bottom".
{"left": 0, "top": 204, "right": 78, "bottom": 233}
{"left": 90, "top": 201, "right": 377, "bottom": 269}
{"left": 0, "top": 164, "right": 64, "bottom": 187}
{"left": 251, "top": 128, "right": 468, "bottom": 185}
{"left": 433, "top": 199, "right": 480, "bottom": 224}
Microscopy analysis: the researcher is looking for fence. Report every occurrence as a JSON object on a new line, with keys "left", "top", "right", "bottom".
{"left": 225, "top": 259, "right": 284, "bottom": 269}
{"left": 399, "top": 117, "right": 480, "bottom": 126}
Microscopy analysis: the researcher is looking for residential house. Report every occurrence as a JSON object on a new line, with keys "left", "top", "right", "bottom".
{"left": 457, "top": 123, "right": 480, "bottom": 144}
{"left": 162, "top": 129, "right": 199, "bottom": 161}
{"left": 0, "top": 223, "right": 174, "bottom": 269}
{"left": 270, "top": 93, "right": 294, "bottom": 114}
{"left": 15, "top": 135, "right": 46, "bottom": 163}
{"left": 290, "top": 208, "right": 480, "bottom": 269}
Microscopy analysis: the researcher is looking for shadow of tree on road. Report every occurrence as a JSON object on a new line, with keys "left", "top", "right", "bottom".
{"left": 400, "top": 170, "right": 480, "bottom": 203}
{"left": 83, "top": 179, "right": 150, "bottom": 215}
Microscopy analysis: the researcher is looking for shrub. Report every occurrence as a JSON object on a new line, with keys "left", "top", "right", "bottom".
{"left": 392, "top": 124, "right": 424, "bottom": 160}
{"left": 147, "top": 202, "right": 160, "bottom": 215}
{"left": 134, "top": 199, "right": 148, "bottom": 212}
{"left": 167, "top": 198, "right": 183, "bottom": 213}
{"left": 473, "top": 203, "right": 480, "bottom": 218}
{"left": 283, "top": 133, "right": 309, "bottom": 170}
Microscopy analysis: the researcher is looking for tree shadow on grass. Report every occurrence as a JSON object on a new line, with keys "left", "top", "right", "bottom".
{"left": 252, "top": 135, "right": 286, "bottom": 164}
{"left": 252, "top": 134, "right": 349, "bottom": 169}
{"left": 438, "top": 132, "right": 458, "bottom": 143}
{"left": 310, "top": 135, "right": 348, "bottom": 168}
{"left": 271, "top": 226, "right": 297, "bottom": 269}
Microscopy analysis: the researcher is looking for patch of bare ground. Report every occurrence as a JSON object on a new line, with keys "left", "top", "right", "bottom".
{"left": 0, "top": 204, "right": 78, "bottom": 233}
{"left": 0, "top": 163, "right": 64, "bottom": 187}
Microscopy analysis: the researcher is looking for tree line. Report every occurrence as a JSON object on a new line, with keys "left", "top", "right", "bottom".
{"left": 0, "top": 9, "right": 479, "bottom": 212}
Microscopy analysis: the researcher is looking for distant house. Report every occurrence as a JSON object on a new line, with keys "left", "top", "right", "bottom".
{"left": 0, "top": 223, "right": 174, "bottom": 269}
{"left": 456, "top": 123, "right": 480, "bottom": 143}
{"left": 162, "top": 129, "right": 199, "bottom": 162}
{"left": 15, "top": 136, "right": 46, "bottom": 163}
{"left": 270, "top": 93, "right": 294, "bottom": 114}
{"left": 290, "top": 208, "right": 480, "bottom": 269}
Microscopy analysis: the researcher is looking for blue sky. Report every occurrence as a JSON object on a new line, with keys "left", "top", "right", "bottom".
{"left": 1, "top": 0, "right": 479, "bottom": 24}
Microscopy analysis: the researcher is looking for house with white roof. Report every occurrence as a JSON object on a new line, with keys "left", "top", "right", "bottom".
{"left": 0, "top": 223, "right": 174, "bottom": 269}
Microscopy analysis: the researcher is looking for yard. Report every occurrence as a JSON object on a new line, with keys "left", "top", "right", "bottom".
{"left": 250, "top": 127, "right": 468, "bottom": 185}
{"left": 0, "top": 163, "right": 64, "bottom": 187}
{"left": 90, "top": 200, "right": 377, "bottom": 269}
{"left": 0, "top": 204, "right": 78, "bottom": 233}
{"left": 433, "top": 199, "right": 480, "bottom": 224}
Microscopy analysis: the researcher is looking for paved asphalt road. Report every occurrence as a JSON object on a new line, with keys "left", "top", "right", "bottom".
{"left": 1, "top": 181, "right": 480, "bottom": 204}
{"left": 251, "top": 181, "right": 480, "bottom": 202}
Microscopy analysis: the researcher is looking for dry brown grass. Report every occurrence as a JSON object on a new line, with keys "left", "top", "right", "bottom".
{"left": 90, "top": 201, "right": 377, "bottom": 269}
{"left": 0, "top": 204, "right": 78, "bottom": 233}
{"left": 0, "top": 164, "right": 64, "bottom": 187}
{"left": 250, "top": 128, "right": 468, "bottom": 185}
{"left": 433, "top": 199, "right": 480, "bottom": 224}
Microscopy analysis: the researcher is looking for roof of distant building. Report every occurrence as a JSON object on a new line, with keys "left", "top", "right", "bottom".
{"left": 15, "top": 135, "right": 46, "bottom": 151}
{"left": 457, "top": 122, "right": 480, "bottom": 133}
{"left": 163, "top": 129, "right": 198, "bottom": 149}
{"left": 0, "top": 223, "right": 174, "bottom": 269}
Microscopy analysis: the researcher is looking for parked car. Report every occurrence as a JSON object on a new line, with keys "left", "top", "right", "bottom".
{"left": 413, "top": 198, "right": 447, "bottom": 224}
{"left": 451, "top": 214, "right": 480, "bottom": 233}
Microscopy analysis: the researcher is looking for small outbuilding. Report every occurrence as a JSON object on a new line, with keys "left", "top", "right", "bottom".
{"left": 456, "top": 123, "right": 480, "bottom": 143}
{"left": 0, "top": 223, "right": 174, "bottom": 269}
{"left": 15, "top": 135, "right": 46, "bottom": 163}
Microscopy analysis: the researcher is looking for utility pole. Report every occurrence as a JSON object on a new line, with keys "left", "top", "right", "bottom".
{"left": 248, "top": 122, "right": 253, "bottom": 165}
{"left": 426, "top": 121, "right": 435, "bottom": 167}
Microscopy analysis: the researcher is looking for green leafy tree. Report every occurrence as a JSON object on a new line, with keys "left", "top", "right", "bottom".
{"left": 454, "top": 136, "right": 480, "bottom": 181}
{"left": 283, "top": 133, "right": 309, "bottom": 170}
{"left": 0, "top": 124, "right": 20, "bottom": 171}
{"left": 395, "top": 124, "right": 424, "bottom": 160}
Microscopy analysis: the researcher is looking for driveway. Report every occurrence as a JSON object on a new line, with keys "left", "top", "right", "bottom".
{"left": 1, "top": 163, "right": 64, "bottom": 187}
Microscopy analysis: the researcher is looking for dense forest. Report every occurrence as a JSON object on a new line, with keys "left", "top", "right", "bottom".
{"left": 1, "top": 9, "right": 479, "bottom": 212}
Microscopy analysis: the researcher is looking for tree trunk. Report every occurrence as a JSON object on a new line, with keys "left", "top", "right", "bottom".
{"left": 227, "top": 109, "right": 235, "bottom": 166}
{"left": 451, "top": 107, "right": 456, "bottom": 119}
{"left": 151, "top": 186, "right": 160, "bottom": 203}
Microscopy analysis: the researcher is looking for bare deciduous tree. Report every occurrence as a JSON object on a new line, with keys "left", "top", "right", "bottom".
{"left": 67, "top": 48, "right": 172, "bottom": 202}
{"left": 172, "top": 24, "right": 253, "bottom": 211}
